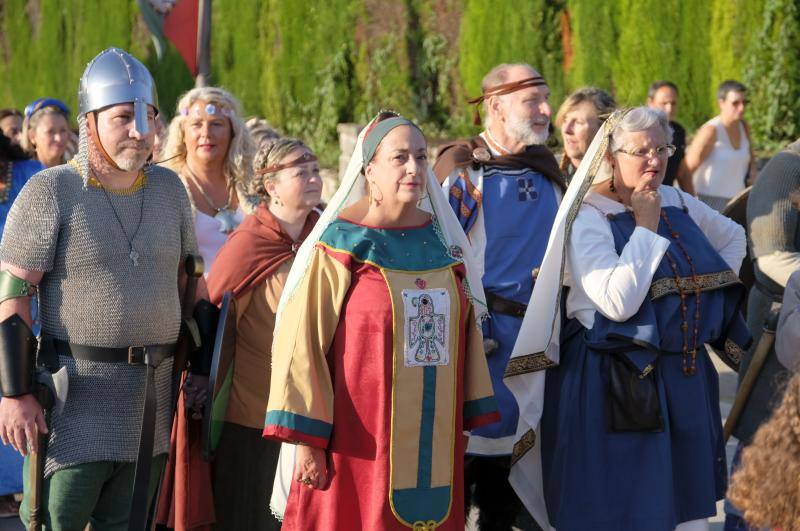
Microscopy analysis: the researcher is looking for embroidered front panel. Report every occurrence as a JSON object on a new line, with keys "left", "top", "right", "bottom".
{"left": 403, "top": 288, "right": 451, "bottom": 367}
{"left": 383, "top": 267, "right": 462, "bottom": 528}
{"left": 649, "top": 270, "right": 740, "bottom": 300}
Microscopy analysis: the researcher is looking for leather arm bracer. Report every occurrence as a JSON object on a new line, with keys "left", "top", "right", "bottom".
{"left": 189, "top": 299, "right": 219, "bottom": 376}
{"left": 0, "top": 315, "right": 37, "bottom": 397}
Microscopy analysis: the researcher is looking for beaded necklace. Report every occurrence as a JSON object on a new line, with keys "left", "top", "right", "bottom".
{"left": 660, "top": 209, "right": 701, "bottom": 375}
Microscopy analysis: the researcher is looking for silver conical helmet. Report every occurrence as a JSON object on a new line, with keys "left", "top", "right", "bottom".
{"left": 78, "top": 47, "right": 158, "bottom": 134}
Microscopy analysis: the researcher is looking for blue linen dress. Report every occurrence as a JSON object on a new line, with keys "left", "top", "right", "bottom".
{"left": 541, "top": 205, "right": 750, "bottom": 531}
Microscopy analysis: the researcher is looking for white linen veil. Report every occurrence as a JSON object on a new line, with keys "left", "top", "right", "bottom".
{"left": 269, "top": 113, "right": 488, "bottom": 519}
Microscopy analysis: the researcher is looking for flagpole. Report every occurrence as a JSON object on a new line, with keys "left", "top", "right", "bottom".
{"left": 195, "top": 0, "right": 211, "bottom": 87}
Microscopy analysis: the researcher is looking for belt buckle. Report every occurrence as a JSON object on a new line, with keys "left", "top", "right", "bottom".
{"left": 128, "top": 346, "right": 147, "bottom": 365}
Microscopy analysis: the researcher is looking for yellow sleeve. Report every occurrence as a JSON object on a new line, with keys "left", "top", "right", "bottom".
{"left": 263, "top": 246, "right": 351, "bottom": 447}
{"left": 462, "top": 306, "right": 500, "bottom": 430}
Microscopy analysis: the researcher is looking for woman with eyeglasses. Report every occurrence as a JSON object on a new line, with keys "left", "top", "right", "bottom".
{"left": 506, "top": 107, "right": 750, "bottom": 531}
{"left": 203, "top": 138, "right": 323, "bottom": 530}
{"left": 686, "top": 80, "right": 755, "bottom": 211}
{"left": 20, "top": 98, "right": 70, "bottom": 169}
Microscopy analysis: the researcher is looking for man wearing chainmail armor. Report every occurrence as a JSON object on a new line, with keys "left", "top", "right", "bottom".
{"left": 0, "top": 48, "right": 215, "bottom": 530}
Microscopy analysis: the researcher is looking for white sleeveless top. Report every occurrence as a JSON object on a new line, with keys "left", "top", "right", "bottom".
{"left": 692, "top": 116, "right": 750, "bottom": 199}
{"left": 195, "top": 209, "right": 244, "bottom": 276}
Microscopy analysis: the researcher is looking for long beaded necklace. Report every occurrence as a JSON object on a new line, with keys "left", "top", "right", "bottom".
{"left": 660, "top": 209, "right": 702, "bottom": 375}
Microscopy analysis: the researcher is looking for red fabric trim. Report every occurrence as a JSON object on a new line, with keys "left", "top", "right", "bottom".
{"left": 262, "top": 425, "right": 329, "bottom": 449}
{"left": 163, "top": 0, "right": 199, "bottom": 75}
{"left": 464, "top": 411, "right": 501, "bottom": 431}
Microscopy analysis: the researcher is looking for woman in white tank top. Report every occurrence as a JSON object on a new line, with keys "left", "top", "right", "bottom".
{"left": 685, "top": 80, "right": 754, "bottom": 211}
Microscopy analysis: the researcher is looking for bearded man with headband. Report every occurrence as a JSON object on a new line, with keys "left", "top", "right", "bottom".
{"left": 434, "top": 63, "right": 564, "bottom": 530}
{"left": 0, "top": 48, "right": 213, "bottom": 530}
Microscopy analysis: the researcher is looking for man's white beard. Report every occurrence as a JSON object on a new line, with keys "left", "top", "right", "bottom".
{"left": 506, "top": 113, "right": 550, "bottom": 146}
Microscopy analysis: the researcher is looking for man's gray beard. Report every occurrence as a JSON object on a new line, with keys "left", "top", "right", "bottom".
{"left": 506, "top": 114, "right": 550, "bottom": 146}
{"left": 114, "top": 149, "right": 150, "bottom": 171}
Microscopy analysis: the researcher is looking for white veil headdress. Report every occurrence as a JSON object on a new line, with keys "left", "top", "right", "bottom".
{"left": 269, "top": 112, "right": 488, "bottom": 519}
{"left": 275, "top": 113, "right": 488, "bottom": 327}
{"left": 502, "top": 110, "right": 626, "bottom": 529}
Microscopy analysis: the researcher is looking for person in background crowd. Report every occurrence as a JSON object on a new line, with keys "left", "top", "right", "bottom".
{"left": 555, "top": 86, "right": 616, "bottom": 181}
{"left": 646, "top": 80, "right": 694, "bottom": 194}
{"left": 246, "top": 117, "right": 281, "bottom": 150}
{"left": 506, "top": 107, "right": 749, "bottom": 531}
{"left": 162, "top": 86, "right": 256, "bottom": 274}
{"left": 723, "top": 138, "right": 800, "bottom": 530}
{"left": 435, "top": 63, "right": 564, "bottom": 531}
{"left": 686, "top": 80, "right": 755, "bottom": 211}
{"left": 0, "top": 110, "right": 23, "bottom": 147}
{"left": 775, "top": 269, "right": 800, "bottom": 371}
{"left": 151, "top": 114, "right": 168, "bottom": 162}
{"left": 206, "top": 138, "right": 323, "bottom": 530}
{"left": 20, "top": 98, "right": 70, "bottom": 169}
{"left": 264, "top": 111, "right": 498, "bottom": 530}
{"left": 0, "top": 131, "right": 43, "bottom": 519}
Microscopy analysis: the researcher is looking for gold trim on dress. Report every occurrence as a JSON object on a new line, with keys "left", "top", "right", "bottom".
{"left": 510, "top": 429, "right": 536, "bottom": 466}
{"left": 648, "top": 270, "right": 741, "bottom": 300}
{"left": 504, "top": 352, "right": 557, "bottom": 378}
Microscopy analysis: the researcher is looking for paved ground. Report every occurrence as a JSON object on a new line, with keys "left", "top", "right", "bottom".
{"left": 0, "top": 359, "right": 740, "bottom": 531}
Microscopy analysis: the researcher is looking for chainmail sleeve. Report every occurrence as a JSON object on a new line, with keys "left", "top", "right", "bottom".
{"left": 0, "top": 170, "right": 60, "bottom": 272}
{"left": 173, "top": 170, "right": 199, "bottom": 260}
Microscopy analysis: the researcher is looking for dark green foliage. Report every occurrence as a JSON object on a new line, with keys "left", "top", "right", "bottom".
{"left": 710, "top": 0, "right": 765, "bottom": 101}
{"left": 744, "top": 0, "right": 800, "bottom": 151}
{"left": 0, "top": 0, "right": 793, "bottom": 157}
{"left": 0, "top": 0, "right": 191, "bottom": 124}
{"left": 458, "top": 0, "right": 565, "bottom": 132}
{"left": 565, "top": 0, "right": 617, "bottom": 92}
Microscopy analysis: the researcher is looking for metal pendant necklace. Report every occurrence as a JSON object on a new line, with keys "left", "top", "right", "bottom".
{"left": 184, "top": 165, "right": 239, "bottom": 234}
{"left": 98, "top": 171, "right": 146, "bottom": 266}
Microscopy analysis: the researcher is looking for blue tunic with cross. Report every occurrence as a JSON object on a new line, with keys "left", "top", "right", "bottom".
{"left": 449, "top": 164, "right": 559, "bottom": 452}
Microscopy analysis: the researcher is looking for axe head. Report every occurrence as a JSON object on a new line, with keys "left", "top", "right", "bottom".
{"left": 35, "top": 366, "right": 68, "bottom": 415}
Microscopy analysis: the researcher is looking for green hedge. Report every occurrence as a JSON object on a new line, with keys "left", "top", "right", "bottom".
{"left": 744, "top": 0, "right": 800, "bottom": 152}
{"left": 0, "top": 0, "right": 795, "bottom": 159}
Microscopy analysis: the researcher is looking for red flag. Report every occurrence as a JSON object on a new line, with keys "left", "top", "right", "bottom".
{"left": 163, "top": 0, "right": 199, "bottom": 75}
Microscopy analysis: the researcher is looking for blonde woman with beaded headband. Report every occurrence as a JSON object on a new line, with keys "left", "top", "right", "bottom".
{"left": 505, "top": 107, "right": 751, "bottom": 531}
{"left": 264, "top": 111, "right": 496, "bottom": 529}
{"left": 203, "top": 137, "right": 323, "bottom": 530}
{"left": 162, "top": 86, "right": 256, "bottom": 274}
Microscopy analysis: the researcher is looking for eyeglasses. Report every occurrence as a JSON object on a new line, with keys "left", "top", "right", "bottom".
{"left": 615, "top": 144, "right": 676, "bottom": 160}
{"left": 24, "top": 98, "right": 70, "bottom": 119}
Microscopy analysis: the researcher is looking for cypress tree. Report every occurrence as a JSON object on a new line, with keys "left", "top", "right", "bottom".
{"left": 564, "top": 0, "right": 617, "bottom": 93}
{"left": 744, "top": 0, "right": 800, "bottom": 151}
{"left": 458, "top": 0, "right": 565, "bottom": 131}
